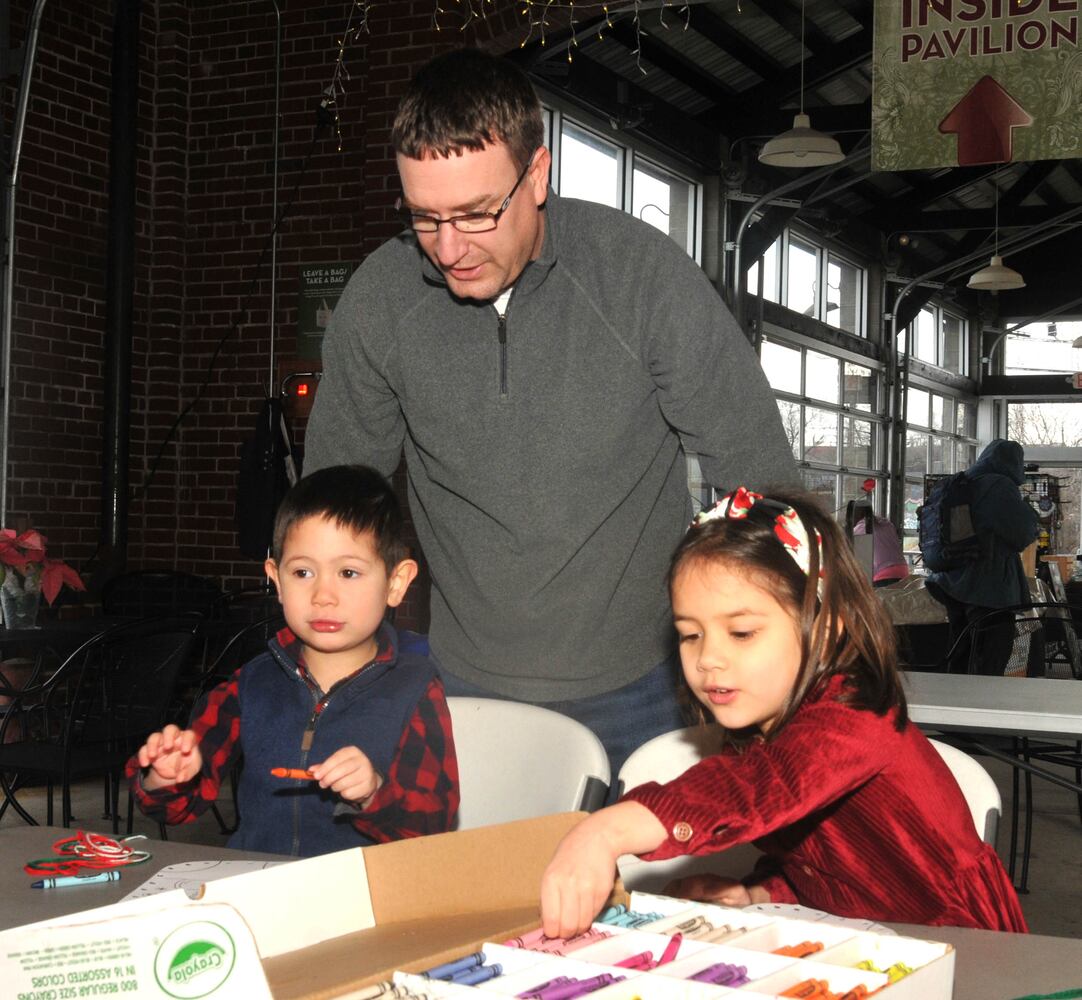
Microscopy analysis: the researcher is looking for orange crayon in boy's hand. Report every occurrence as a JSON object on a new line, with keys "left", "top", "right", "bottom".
{"left": 270, "top": 767, "right": 315, "bottom": 780}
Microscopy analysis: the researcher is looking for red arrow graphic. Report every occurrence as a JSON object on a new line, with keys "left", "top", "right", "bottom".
{"left": 938, "top": 75, "right": 1033, "bottom": 166}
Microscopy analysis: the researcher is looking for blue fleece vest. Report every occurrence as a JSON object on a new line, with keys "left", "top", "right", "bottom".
{"left": 229, "top": 623, "right": 436, "bottom": 856}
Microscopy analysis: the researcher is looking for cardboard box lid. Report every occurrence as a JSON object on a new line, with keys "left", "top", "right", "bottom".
{"left": 265, "top": 811, "right": 606, "bottom": 999}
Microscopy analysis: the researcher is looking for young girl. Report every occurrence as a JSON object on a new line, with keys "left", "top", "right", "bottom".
{"left": 540, "top": 486, "right": 1027, "bottom": 938}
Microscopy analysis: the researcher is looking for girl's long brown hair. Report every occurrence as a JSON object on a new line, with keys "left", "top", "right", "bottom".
{"left": 669, "top": 487, "right": 907, "bottom": 745}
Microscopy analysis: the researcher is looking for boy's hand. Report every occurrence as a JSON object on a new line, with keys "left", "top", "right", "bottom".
{"left": 311, "top": 746, "right": 383, "bottom": 807}
{"left": 662, "top": 874, "right": 770, "bottom": 907}
{"left": 137, "top": 725, "right": 203, "bottom": 790}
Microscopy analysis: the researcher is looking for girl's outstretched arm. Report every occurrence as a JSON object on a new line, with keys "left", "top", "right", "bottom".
{"left": 540, "top": 801, "right": 667, "bottom": 939}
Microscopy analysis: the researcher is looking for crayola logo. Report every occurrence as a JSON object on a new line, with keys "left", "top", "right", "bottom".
{"left": 154, "top": 921, "right": 237, "bottom": 998}
{"left": 167, "top": 941, "right": 225, "bottom": 983}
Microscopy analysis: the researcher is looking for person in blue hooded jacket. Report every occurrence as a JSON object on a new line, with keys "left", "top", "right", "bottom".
{"left": 925, "top": 439, "right": 1040, "bottom": 675}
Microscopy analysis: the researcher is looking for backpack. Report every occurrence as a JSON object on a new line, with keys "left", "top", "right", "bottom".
{"left": 917, "top": 472, "right": 981, "bottom": 572}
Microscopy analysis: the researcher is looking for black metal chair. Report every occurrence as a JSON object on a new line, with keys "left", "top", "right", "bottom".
{"left": 101, "top": 570, "right": 226, "bottom": 619}
{"left": 937, "top": 602, "right": 1081, "bottom": 678}
{"left": 0, "top": 615, "right": 201, "bottom": 832}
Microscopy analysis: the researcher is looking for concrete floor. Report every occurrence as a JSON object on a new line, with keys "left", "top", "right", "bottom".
{"left": 2, "top": 751, "right": 1080, "bottom": 938}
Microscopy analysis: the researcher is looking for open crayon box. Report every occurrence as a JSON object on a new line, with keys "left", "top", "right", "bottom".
{"left": 0, "top": 813, "right": 953, "bottom": 1000}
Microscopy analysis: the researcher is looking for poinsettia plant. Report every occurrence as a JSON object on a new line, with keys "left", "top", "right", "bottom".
{"left": 0, "top": 528, "right": 86, "bottom": 605}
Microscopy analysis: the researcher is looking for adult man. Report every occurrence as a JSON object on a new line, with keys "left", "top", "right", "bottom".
{"left": 925, "top": 439, "right": 1040, "bottom": 675}
{"left": 304, "top": 48, "right": 796, "bottom": 779}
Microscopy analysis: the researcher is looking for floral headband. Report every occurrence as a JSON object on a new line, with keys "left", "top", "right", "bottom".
{"left": 692, "top": 486, "right": 824, "bottom": 594}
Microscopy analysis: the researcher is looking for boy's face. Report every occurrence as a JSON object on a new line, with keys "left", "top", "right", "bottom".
{"left": 265, "top": 516, "right": 416, "bottom": 668}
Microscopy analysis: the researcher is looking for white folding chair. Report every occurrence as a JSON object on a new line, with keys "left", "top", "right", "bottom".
{"left": 927, "top": 738, "right": 1001, "bottom": 845}
{"left": 446, "top": 697, "right": 610, "bottom": 830}
{"left": 615, "top": 726, "right": 760, "bottom": 892}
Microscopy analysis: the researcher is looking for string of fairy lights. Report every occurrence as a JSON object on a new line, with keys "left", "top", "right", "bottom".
{"left": 320, "top": 1, "right": 699, "bottom": 147}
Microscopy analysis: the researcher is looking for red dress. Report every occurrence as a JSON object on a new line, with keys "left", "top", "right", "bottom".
{"left": 623, "top": 675, "right": 1027, "bottom": 932}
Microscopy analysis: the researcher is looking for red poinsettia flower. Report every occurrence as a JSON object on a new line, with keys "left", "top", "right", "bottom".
{"left": 41, "top": 557, "right": 87, "bottom": 605}
{"left": 0, "top": 528, "right": 84, "bottom": 605}
{"left": 0, "top": 528, "right": 38, "bottom": 571}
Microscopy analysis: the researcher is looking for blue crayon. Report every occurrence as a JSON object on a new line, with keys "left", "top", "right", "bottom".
{"left": 420, "top": 951, "right": 484, "bottom": 980}
{"left": 449, "top": 963, "right": 503, "bottom": 986}
{"left": 598, "top": 904, "right": 627, "bottom": 923}
{"left": 30, "top": 871, "right": 120, "bottom": 889}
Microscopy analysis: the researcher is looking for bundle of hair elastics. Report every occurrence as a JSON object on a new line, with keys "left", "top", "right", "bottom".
{"left": 24, "top": 829, "right": 151, "bottom": 878}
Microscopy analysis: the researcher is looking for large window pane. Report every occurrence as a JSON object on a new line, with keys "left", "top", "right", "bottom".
{"left": 786, "top": 239, "right": 817, "bottom": 317}
{"left": 559, "top": 123, "right": 620, "bottom": 207}
{"left": 842, "top": 417, "right": 874, "bottom": 469}
{"left": 902, "top": 481, "right": 923, "bottom": 541}
{"left": 776, "top": 400, "right": 802, "bottom": 458}
{"left": 633, "top": 157, "right": 694, "bottom": 254}
{"left": 900, "top": 307, "right": 937, "bottom": 362}
{"left": 804, "top": 406, "right": 838, "bottom": 464}
{"left": 1008, "top": 401, "right": 1082, "bottom": 447}
{"left": 826, "top": 255, "right": 861, "bottom": 335}
{"left": 802, "top": 469, "right": 836, "bottom": 509}
{"left": 930, "top": 436, "right": 947, "bottom": 474}
{"left": 841, "top": 475, "right": 871, "bottom": 511}
{"left": 906, "top": 431, "right": 929, "bottom": 478}
{"left": 956, "top": 441, "right": 977, "bottom": 469}
{"left": 806, "top": 350, "right": 840, "bottom": 404}
{"left": 761, "top": 338, "right": 801, "bottom": 394}
{"left": 906, "top": 387, "right": 930, "bottom": 428}
{"left": 942, "top": 312, "right": 965, "bottom": 374}
{"left": 843, "top": 362, "right": 875, "bottom": 412}
{"left": 1003, "top": 320, "right": 1082, "bottom": 374}
{"left": 746, "top": 238, "right": 781, "bottom": 302}
{"left": 956, "top": 401, "right": 976, "bottom": 437}
{"left": 932, "top": 395, "right": 954, "bottom": 432}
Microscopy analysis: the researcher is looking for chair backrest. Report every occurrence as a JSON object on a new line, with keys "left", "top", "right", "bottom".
{"left": 944, "top": 602, "right": 1080, "bottom": 678}
{"left": 615, "top": 726, "right": 756, "bottom": 892}
{"left": 927, "top": 738, "right": 1001, "bottom": 845}
{"left": 101, "top": 570, "right": 225, "bottom": 620}
{"left": 201, "top": 612, "right": 284, "bottom": 691}
{"left": 617, "top": 726, "right": 725, "bottom": 797}
{"left": 445, "top": 696, "right": 610, "bottom": 830}
{"left": 57, "top": 616, "right": 202, "bottom": 757}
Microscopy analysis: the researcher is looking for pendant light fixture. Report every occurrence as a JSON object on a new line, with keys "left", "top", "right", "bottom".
{"left": 758, "top": 0, "right": 844, "bottom": 168}
{"left": 968, "top": 168, "right": 1025, "bottom": 291}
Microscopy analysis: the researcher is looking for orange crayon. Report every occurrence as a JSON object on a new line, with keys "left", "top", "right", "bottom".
{"left": 270, "top": 767, "right": 315, "bottom": 779}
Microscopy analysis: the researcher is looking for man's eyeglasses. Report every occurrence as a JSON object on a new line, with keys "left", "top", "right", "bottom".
{"left": 396, "top": 151, "right": 537, "bottom": 234}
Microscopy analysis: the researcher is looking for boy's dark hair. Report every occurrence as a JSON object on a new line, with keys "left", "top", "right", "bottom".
{"left": 392, "top": 48, "right": 545, "bottom": 171}
{"left": 669, "top": 486, "right": 907, "bottom": 745}
{"left": 271, "top": 465, "right": 408, "bottom": 572}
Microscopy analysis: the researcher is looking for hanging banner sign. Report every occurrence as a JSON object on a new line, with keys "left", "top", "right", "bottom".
{"left": 871, "top": 0, "right": 1081, "bottom": 171}
{"left": 297, "top": 262, "right": 351, "bottom": 360}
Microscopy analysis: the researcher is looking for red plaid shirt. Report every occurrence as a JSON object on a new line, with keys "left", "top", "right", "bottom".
{"left": 127, "top": 628, "right": 458, "bottom": 843}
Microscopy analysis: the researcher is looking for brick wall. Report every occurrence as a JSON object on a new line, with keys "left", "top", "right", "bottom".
{"left": 3, "top": 1, "right": 549, "bottom": 628}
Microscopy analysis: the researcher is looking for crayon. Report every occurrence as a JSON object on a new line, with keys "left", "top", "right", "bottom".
{"left": 613, "top": 951, "right": 655, "bottom": 970}
{"left": 517, "top": 976, "right": 573, "bottom": 997}
{"left": 419, "top": 951, "right": 484, "bottom": 980}
{"left": 270, "top": 767, "right": 315, "bottom": 779}
{"left": 31, "top": 871, "right": 121, "bottom": 889}
{"left": 449, "top": 963, "right": 502, "bottom": 986}
{"left": 657, "top": 932, "right": 682, "bottom": 965}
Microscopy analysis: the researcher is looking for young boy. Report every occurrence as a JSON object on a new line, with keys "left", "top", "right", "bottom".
{"left": 127, "top": 464, "right": 459, "bottom": 856}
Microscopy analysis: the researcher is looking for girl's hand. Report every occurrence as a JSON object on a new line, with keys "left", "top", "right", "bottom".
{"left": 540, "top": 802, "right": 668, "bottom": 939}
{"left": 137, "top": 725, "right": 203, "bottom": 789}
{"left": 663, "top": 873, "right": 770, "bottom": 907}
{"left": 311, "top": 746, "right": 383, "bottom": 807}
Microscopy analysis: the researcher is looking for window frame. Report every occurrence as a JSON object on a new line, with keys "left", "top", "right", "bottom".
{"left": 541, "top": 94, "right": 704, "bottom": 263}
